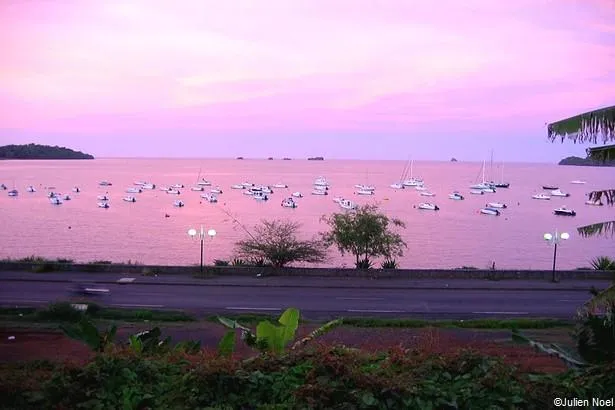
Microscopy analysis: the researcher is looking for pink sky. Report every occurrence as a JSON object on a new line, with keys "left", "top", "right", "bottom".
{"left": 1, "top": 0, "right": 614, "bottom": 161}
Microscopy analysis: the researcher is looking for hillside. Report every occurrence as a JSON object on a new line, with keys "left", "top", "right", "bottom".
{"left": 558, "top": 155, "right": 615, "bottom": 166}
{"left": 0, "top": 144, "right": 94, "bottom": 160}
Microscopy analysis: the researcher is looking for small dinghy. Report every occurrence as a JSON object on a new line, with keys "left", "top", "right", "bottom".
{"left": 98, "top": 202, "right": 110, "bottom": 208}
{"left": 486, "top": 202, "right": 506, "bottom": 209}
{"left": 480, "top": 207, "right": 500, "bottom": 216}
{"left": 449, "top": 192, "right": 464, "bottom": 200}
{"left": 281, "top": 198, "right": 297, "bottom": 208}
{"left": 123, "top": 196, "right": 136, "bottom": 202}
{"left": 173, "top": 200, "right": 185, "bottom": 207}
{"left": 418, "top": 203, "right": 439, "bottom": 211}
{"left": 49, "top": 197, "right": 63, "bottom": 205}
{"left": 554, "top": 206, "right": 576, "bottom": 216}
{"left": 292, "top": 192, "right": 303, "bottom": 198}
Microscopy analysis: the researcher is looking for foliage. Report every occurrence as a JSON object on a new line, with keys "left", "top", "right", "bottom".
{"left": 231, "top": 258, "right": 246, "bottom": 266}
{"left": 356, "top": 258, "right": 372, "bottom": 269}
{"left": 590, "top": 256, "right": 615, "bottom": 270}
{"left": 234, "top": 219, "right": 328, "bottom": 268}
{"left": 321, "top": 204, "right": 407, "bottom": 269}
{"left": 511, "top": 330, "right": 587, "bottom": 369}
{"left": 60, "top": 317, "right": 117, "bottom": 352}
{"left": 0, "top": 143, "right": 94, "bottom": 159}
{"left": 214, "top": 259, "right": 230, "bottom": 266}
{"left": 381, "top": 258, "right": 398, "bottom": 269}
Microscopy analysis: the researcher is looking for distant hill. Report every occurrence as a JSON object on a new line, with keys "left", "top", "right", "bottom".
{"left": 0, "top": 144, "right": 94, "bottom": 160}
{"left": 558, "top": 156, "right": 615, "bottom": 167}
{"left": 307, "top": 156, "right": 324, "bottom": 161}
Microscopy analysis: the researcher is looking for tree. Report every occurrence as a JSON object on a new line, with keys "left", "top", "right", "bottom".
{"left": 321, "top": 204, "right": 406, "bottom": 268}
{"left": 234, "top": 219, "right": 328, "bottom": 268}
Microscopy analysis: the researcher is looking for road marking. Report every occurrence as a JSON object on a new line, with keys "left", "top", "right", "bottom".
{"left": 0, "top": 299, "right": 47, "bottom": 304}
{"left": 347, "top": 309, "right": 405, "bottom": 313}
{"left": 558, "top": 300, "right": 586, "bottom": 302}
{"left": 111, "top": 304, "right": 164, "bottom": 308}
{"left": 226, "top": 307, "right": 281, "bottom": 311}
{"left": 472, "top": 311, "right": 529, "bottom": 315}
{"left": 336, "top": 297, "right": 384, "bottom": 301}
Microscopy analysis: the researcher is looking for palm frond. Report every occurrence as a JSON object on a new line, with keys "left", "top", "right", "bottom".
{"left": 577, "top": 220, "right": 615, "bottom": 238}
{"left": 587, "top": 189, "right": 615, "bottom": 206}
{"left": 586, "top": 284, "right": 615, "bottom": 312}
{"left": 586, "top": 144, "right": 615, "bottom": 163}
{"left": 548, "top": 105, "right": 615, "bottom": 145}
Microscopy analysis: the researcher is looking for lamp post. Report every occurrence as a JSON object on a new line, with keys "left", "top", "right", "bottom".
{"left": 543, "top": 230, "right": 569, "bottom": 283}
{"left": 188, "top": 225, "right": 217, "bottom": 273}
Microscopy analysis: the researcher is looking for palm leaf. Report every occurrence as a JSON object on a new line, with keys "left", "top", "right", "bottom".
{"left": 548, "top": 105, "right": 615, "bottom": 145}
{"left": 587, "top": 189, "right": 615, "bottom": 206}
{"left": 585, "top": 284, "right": 615, "bottom": 311}
{"left": 577, "top": 220, "right": 615, "bottom": 238}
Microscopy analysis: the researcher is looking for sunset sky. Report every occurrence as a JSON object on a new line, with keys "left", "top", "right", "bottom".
{"left": 1, "top": 0, "right": 614, "bottom": 161}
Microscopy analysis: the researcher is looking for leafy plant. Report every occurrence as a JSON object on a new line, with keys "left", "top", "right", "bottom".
{"left": 231, "top": 258, "right": 246, "bottom": 266}
{"left": 356, "top": 258, "right": 372, "bottom": 269}
{"left": 590, "top": 256, "right": 615, "bottom": 270}
{"left": 214, "top": 259, "right": 230, "bottom": 266}
{"left": 381, "top": 258, "right": 398, "bottom": 269}
{"left": 60, "top": 317, "right": 117, "bottom": 352}
{"left": 37, "top": 302, "right": 84, "bottom": 322}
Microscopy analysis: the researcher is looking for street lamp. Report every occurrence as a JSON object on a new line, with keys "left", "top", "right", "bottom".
{"left": 543, "top": 230, "right": 569, "bottom": 282}
{"left": 188, "top": 226, "right": 217, "bottom": 273}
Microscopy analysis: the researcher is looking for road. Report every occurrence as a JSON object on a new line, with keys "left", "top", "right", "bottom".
{"left": 0, "top": 279, "right": 598, "bottom": 320}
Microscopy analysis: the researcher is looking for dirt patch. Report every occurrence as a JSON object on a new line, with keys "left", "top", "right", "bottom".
{"left": 0, "top": 329, "right": 93, "bottom": 364}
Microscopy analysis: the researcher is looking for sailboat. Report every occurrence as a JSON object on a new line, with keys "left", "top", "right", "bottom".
{"left": 390, "top": 159, "right": 409, "bottom": 189}
{"left": 469, "top": 159, "right": 495, "bottom": 193}
{"left": 402, "top": 159, "right": 423, "bottom": 187}
{"left": 494, "top": 162, "right": 510, "bottom": 188}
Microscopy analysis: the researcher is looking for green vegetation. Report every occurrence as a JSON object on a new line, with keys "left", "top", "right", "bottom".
{"left": 340, "top": 317, "right": 572, "bottom": 329}
{"left": 0, "top": 143, "right": 94, "bottom": 159}
{"left": 321, "top": 204, "right": 407, "bottom": 269}
{"left": 234, "top": 219, "right": 328, "bottom": 268}
{"left": 591, "top": 256, "right": 615, "bottom": 271}
{"left": 558, "top": 155, "right": 615, "bottom": 166}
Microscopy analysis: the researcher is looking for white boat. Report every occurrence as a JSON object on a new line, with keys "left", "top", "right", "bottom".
{"left": 273, "top": 183, "right": 288, "bottom": 188}
{"left": 469, "top": 189, "right": 484, "bottom": 195}
{"left": 97, "top": 195, "right": 109, "bottom": 201}
{"left": 126, "top": 187, "right": 142, "bottom": 194}
{"left": 532, "top": 193, "right": 551, "bottom": 200}
{"left": 48, "top": 192, "right": 57, "bottom": 198}
{"left": 313, "top": 185, "right": 328, "bottom": 191}
{"left": 196, "top": 179, "right": 212, "bottom": 186}
{"left": 480, "top": 207, "right": 500, "bottom": 216}
{"left": 449, "top": 192, "right": 464, "bottom": 200}
{"left": 332, "top": 197, "right": 344, "bottom": 203}
{"left": 418, "top": 203, "right": 439, "bottom": 211}
{"left": 97, "top": 202, "right": 110, "bottom": 208}
{"left": 415, "top": 186, "right": 427, "bottom": 191}
{"left": 191, "top": 186, "right": 204, "bottom": 191}
{"left": 241, "top": 182, "right": 254, "bottom": 188}
{"left": 123, "top": 196, "right": 136, "bottom": 202}
{"left": 210, "top": 187, "right": 223, "bottom": 194}
{"left": 314, "top": 177, "right": 329, "bottom": 187}
{"left": 311, "top": 189, "right": 328, "bottom": 196}
{"left": 340, "top": 199, "right": 357, "bottom": 210}
{"left": 99, "top": 181, "right": 112, "bottom": 186}
{"left": 26, "top": 186, "right": 36, "bottom": 192}
{"left": 173, "top": 200, "right": 185, "bottom": 207}
{"left": 0, "top": 184, "right": 6, "bottom": 190}
{"left": 8, "top": 189, "right": 18, "bottom": 197}
{"left": 243, "top": 190, "right": 254, "bottom": 196}
{"left": 72, "top": 186, "right": 81, "bottom": 193}
{"left": 570, "top": 180, "right": 586, "bottom": 184}
{"left": 260, "top": 186, "right": 274, "bottom": 194}
{"left": 62, "top": 194, "right": 71, "bottom": 201}
{"left": 134, "top": 181, "right": 146, "bottom": 186}
{"left": 166, "top": 189, "right": 181, "bottom": 195}
{"left": 402, "top": 159, "right": 423, "bottom": 187}
{"left": 159, "top": 186, "right": 169, "bottom": 191}
{"left": 200, "top": 193, "right": 218, "bottom": 203}
{"left": 554, "top": 206, "right": 576, "bottom": 216}
{"left": 49, "top": 197, "right": 62, "bottom": 205}
{"left": 487, "top": 202, "right": 507, "bottom": 209}
{"left": 253, "top": 192, "right": 269, "bottom": 201}
{"left": 420, "top": 191, "right": 435, "bottom": 197}
{"left": 281, "top": 198, "right": 297, "bottom": 208}
{"left": 470, "top": 160, "right": 494, "bottom": 191}
{"left": 231, "top": 184, "right": 245, "bottom": 189}
{"left": 142, "top": 183, "right": 155, "bottom": 190}
{"left": 585, "top": 200, "right": 603, "bottom": 206}
{"left": 173, "top": 184, "right": 184, "bottom": 188}
{"left": 390, "top": 183, "right": 405, "bottom": 189}
{"left": 551, "top": 189, "right": 570, "bottom": 197}
{"left": 292, "top": 192, "right": 303, "bottom": 198}
{"left": 356, "top": 189, "right": 374, "bottom": 195}
{"left": 354, "top": 184, "right": 375, "bottom": 191}
{"left": 481, "top": 187, "right": 496, "bottom": 193}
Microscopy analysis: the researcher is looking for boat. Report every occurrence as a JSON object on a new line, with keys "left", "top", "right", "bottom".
{"left": 260, "top": 186, "right": 274, "bottom": 194}
{"left": 390, "top": 183, "right": 404, "bottom": 189}
{"left": 313, "top": 185, "right": 329, "bottom": 191}
{"left": 281, "top": 198, "right": 297, "bottom": 208}
{"left": 491, "top": 157, "right": 510, "bottom": 188}
{"left": 241, "top": 182, "right": 254, "bottom": 188}
{"left": 273, "top": 183, "right": 288, "bottom": 188}
{"left": 554, "top": 206, "right": 576, "bottom": 216}
{"left": 418, "top": 203, "right": 439, "bottom": 211}
{"left": 570, "top": 180, "right": 586, "bottom": 184}
{"left": 391, "top": 159, "right": 410, "bottom": 189}
{"left": 47, "top": 192, "right": 57, "bottom": 198}
{"left": 253, "top": 192, "right": 269, "bottom": 201}
{"left": 480, "top": 207, "right": 500, "bottom": 216}
{"left": 470, "top": 189, "right": 484, "bottom": 195}
{"left": 402, "top": 159, "right": 423, "bottom": 187}
{"left": 355, "top": 189, "right": 374, "bottom": 196}
{"left": 166, "top": 189, "right": 181, "bottom": 195}
{"left": 354, "top": 184, "right": 375, "bottom": 191}
{"left": 172, "top": 184, "right": 184, "bottom": 188}
{"left": 420, "top": 191, "right": 435, "bottom": 197}
{"left": 196, "top": 179, "right": 212, "bottom": 186}
{"left": 340, "top": 199, "right": 358, "bottom": 210}
{"left": 585, "top": 200, "right": 603, "bottom": 206}
{"left": 126, "top": 187, "right": 142, "bottom": 193}
{"left": 173, "top": 200, "right": 185, "bottom": 207}
{"left": 123, "top": 196, "right": 136, "bottom": 202}
{"left": 142, "top": 183, "right": 155, "bottom": 190}
{"left": 26, "top": 186, "right": 36, "bottom": 192}
{"left": 314, "top": 177, "right": 329, "bottom": 187}
{"left": 231, "top": 184, "right": 245, "bottom": 189}
{"left": 415, "top": 185, "right": 427, "bottom": 191}
{"left": 210, "top": 187, "right": 223, "bottom": 194}
{"left": 134, "top": 181, "right": 146, "bottom": 186}
{"left": 159, "top": 186, "right": 169, "bottom": 191}
{"left": 551, "top": 189, "right": 570, "bottom": 197}
{"left": 292, "top": 192, "right": 303, "bottom": 198}
{"left": 7, "top": 189, "right": 18, "bottom": 197}
{"left": 200, "top": 193, "right": 218, "bottom": 203}
{"left": 487, "top": 202, "right": 507, "bottom": 209}
{"left": 191, "top": 186, "right": 205, "bottom": 191}
{"left": 72, "top": 187, "right": 81, "bottom": 193}
{"left": 532, "top": 193, "right": 551, "bottom": 200}
{"left": 99, "top": 181, "right": 112, "bottom": 186}
{"left": 449, "top": 192, "right": 464, "bottom": 200}
{"left": 62, "top": 194, "right": 71, "bottom": 201}
{"left": 332, "top": 197, "right": 343, "bottom": 203}
{"left": 0, "top": 184, "right": 6, "bottom": 190}
{"left": 97, "top": 195, "right": 109, "bottom": 201}
{"left": 470, "top": 160, "right": 494, "bottom": 191}
{"left": 49, "top": 197, "right": 62, "bottom": 205}
{"left": 542, "top": 185, "right": 558, "bottom": 190}
{"left": 311, "top": 189, "right": 328, "bottom": 196}
{"left": 243, "top": 190, "right": 254, "bottom": 196}
{"left": 97, "top": 202, "right": 110, "bottom": 208}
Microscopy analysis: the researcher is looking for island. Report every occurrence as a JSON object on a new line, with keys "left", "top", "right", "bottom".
{"left": 267, "top": 157, "right": 274, "bottom": 160}
{"left": 307, "top": 156, "right": 324, "bottom": 161}
{"left": 558, "top": 156, "right": 615, "bottom": 166}
{"left": 0, "top": 143, "right": 94, "bottom": 160}
{"left": 236, "top": 156, "right": 244, "bottom": 160}
{"left": 283, "top": 157, "right": 292, "bottom": 160}
{"left": 450, "top": 157, "right": 458, "bottom": 162}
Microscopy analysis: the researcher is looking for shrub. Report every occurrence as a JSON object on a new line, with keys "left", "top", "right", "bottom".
{"left": 214, "top": 259, "right": 230, "bottom": 266}
{"left": 590, "top": 256, "right": 615, "bottom": 271}
{"left": 356, "top": 258, "right": 372, "bottom": 269}
{"left": 37, "top": 302, "right": 84, "bottom": 322}
{"left": 381, "top": 258, "right": 398, "bottom": 269}
{"left": 141, "top": 267, "right": 159, "bottom": 276}
{"left": 231, "top": 258, "right": 246, "bottom": 266}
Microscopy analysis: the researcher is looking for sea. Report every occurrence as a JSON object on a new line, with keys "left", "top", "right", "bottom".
{"left": 0, "top": 158, "right": 613, "bottom": 270}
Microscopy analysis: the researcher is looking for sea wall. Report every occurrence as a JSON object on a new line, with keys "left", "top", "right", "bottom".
{"left": 0, "top": 262, "right": 611, "bottom": 280}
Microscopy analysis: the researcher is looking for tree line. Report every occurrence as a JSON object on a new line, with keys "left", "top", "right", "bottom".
{"left": 0, "top": 144, "right": 94, "bottom": 159}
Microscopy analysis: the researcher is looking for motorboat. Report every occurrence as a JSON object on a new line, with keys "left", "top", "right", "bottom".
{"left": 200, "top": 193, "right": 218, "bottom": 203}
{"left": 48, "top": 192, "right": 57, "bottom": 198}
{"left": 231, "top": 184, "right": 245, "bottom": 189}
{"left": 260, "top": 186, "right": 274, "bottom": 194}
{"left": 354, "top": 184, "right": 375, "bottom": 191}
{"left": 415, "top": 186, "right": 427, "bottom": 191}
{"left": 292, "top": 192, "right": 303, "bottom": 198}
{"left": 355, "top": 189, "right": 374, "bottom": 195}
{"left": 585, "top": 200, "right": 603, "bottom": 206}
{"left": 550, "top": 189, "right": 570, "bottom": 197}
{"left": 97, "top": 202, "right": 110, "bottom": 208}
{"left": 166, "top": 189, "right": 181, "bottom": 195}
{"left": 314, "top": 177, "right": 329, "bottom": 187}
{"left": 390, "top": 183, "right": 404, "bottom": 189}
{"left": 191, "top": 186, "right": 205, "bottom": 191}
{"left": 470, "top": 189, "right": 484, "bottom": 195}
{"left": 311, "top": 189, "right": 328, "bottom": 196}
{"left": 273, "top": 183, "right": 288, "bottom": 188}
{"left": 126, "top": 187, "right": 142, "bottom": 194}
{"left": 420, "top": 191, "right": 435, "bottom": 197}
{"left": 494, "top": 182, "right": 510, "bottom": 188}
{"left": 97, "top": 195, "right": 109, "bottom": 201}
{"left": 253, "top": 192, "right": 269, "bottom": 201}
{"left": 99, "top": 181, "right": 112, "bottom": 186}
{"left": 159, "top": 186, "right": 169, "bottom": 191}
{"left": 0, "top": 184, "right": 6, "bottom": 190}
{"left": 123, "top": 196, "right": 136, "bottom": 202}
{"left": 340, "top": 199, "right": 358, "bottom": 210}
{"left": 403, "top": 178, "right": 423, "bottom": 187}
{"left": 532, "top": 193, "right": 551, "bottom": 200}
{"left": 418, "top": 203, "right": 439, "bottom": 211}
{"left": 173, "top": 200, "right": 185, "bottom": 207}
{"left": 570, "top": 180, "right": 586, "bottom": 185}
{"left": 142, "top": 183, "right": 155, "bottom": 190}
{"left": 481, "top": 187, "right": 496, "bottom": 193}
{"left": 554, "top": 206, "right": 576, "bottom": 216}
{"left": 241, "top": 182, "right": 254, "bottom": 188}
{"left": 134, "top": 181, "right": 146, "bottom": 186}
{"left": 72, "top": 186, "right": 81, "bottom": 193}
{"left": 49, "top": 197, "right": 62, "bottom": 205}
{"left": 332, "top": 197, "right": 344, "bottom": 203}
{"left": 196, "top": 179, "right": 212, "bottom": 186}
{"left": 172, "top": 183, "right": 184, "bottom": 188}
{"left": 542, "top": 185, "right": 558, "bottom": 190}
{"left": 313, "top": 185, "right": 329, "bottom": 191}
{"left": 480, "top": 207, "right": 500, "bottom": 216}
{"left": 281, "top": 198, "right": 297, "bottom": 208}
{"left": 8, "top": 189, "right": 18, "bottom": 197}
{"left": 487, "top": 202, "right": 507, "bottom": 209}
{"left": 449, "top": 192, "right": 464, "bottom": 200}
{"left": 243, "top": 190, "right": 254, "bottom": 196}
{"left": 210, "top": 187, "right": 223, "bottom": 194}
{"left": 62, "top": 194, "right": 71, "bottom": 201}
{"left": 26, "top": 186, "right": 36, "bottom": 192}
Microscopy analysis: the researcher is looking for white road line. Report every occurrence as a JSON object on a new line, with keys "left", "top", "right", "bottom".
{"left": 0, "top": 299, "right": 47, "bottom": 304}
{"left": 226, "top": 307, "right": 281, "bottom": 311}
{"left": 336, "top": 297, "right": 384, "bottom": 301}
{"left": 472, "top": 311, "right": 529, "bottom": 315}
{"left": 347, "top": 309, "right": 405, "bottom": 313}
{"left": 111, "top": 304, "right": 165, "bottom": 308}
{"left": 558, "top": 300, "right": 586, "bottom": 302}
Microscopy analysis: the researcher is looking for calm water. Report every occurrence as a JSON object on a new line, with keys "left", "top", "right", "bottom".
{"left": 0, "top": 158, "right": 613, "bottom": 270}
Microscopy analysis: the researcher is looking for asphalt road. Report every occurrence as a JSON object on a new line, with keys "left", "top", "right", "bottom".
{"left": 0, "top": 280, "right": 595, "bottom": 320}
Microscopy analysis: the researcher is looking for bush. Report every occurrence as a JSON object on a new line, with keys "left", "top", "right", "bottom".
{"left": 356, "top": 258, "right": 372, "bottom": 269}
{"left": 141, "top": 267, "right": 159, "bottom": 276}
{"left": 36, "top": 302, "right": 84, "bottom": 322}
{"left": 381, "top": 258, "right": 398, "bottom": 269}
{"left": 590, "top": 256, "right": 615, "bottom": 271}
{"left": 214, "top": 259, "right": 230, "bottom": 266}
{"left": 231, "top": 258, "right": 246, "bottom": 266}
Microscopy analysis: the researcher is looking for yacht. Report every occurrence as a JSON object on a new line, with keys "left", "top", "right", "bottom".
{"left": 191, "top": 186, "right": 205, "bottom": 191}
{"left": 554, "top": 206, "right": 576, "bottom": 216}
{"left": 97, "top": 195, "right": 109, "bottom": 201}
{"left": 123, "top": 196, "right": 136, "bottom": 202}
{"left": 97, "top": 202, "right": 110, "bottom": 208}
{"left": 332, "top": 197, "right": 344, "bottom": 204}
{"left": 355, "top": 189, "right": 375, "bottom": 196}
{"left": 551, "top": 189, "right": 570, "bottom": 197}
{"left": 210, "top": 187, "right": 223, "bottom": 194}
{"left": 243, "top": 190, "right": 254, "bottom": 196}
{"left": 142, "top": 183, "right": 155, "bottom": 190}
{"left": 390, "top": 183, "right": 405, "bottom": 189}
{"left": 200, "top": 193, "right": 218, "bottom": 203}
{"left": 311, "top": 189, "right": 328, "bottom": 196}
{"left": 313, "top": 185, "right": 329, "bottom": 191}
{"left": 570, "top": 180, "right": 586, "bottom": 185}
{"left": 314, "top": 177, "right": 329, "bottom": 187}
{"left": 418, "top": 203, "right": 439, "bottom": 211}
{"left": 487, "top": 202, "right": 507, "bottom": 209}
{"left": 26, "top": 186, "right": 36, "bottom": 193}
{"left": 231, "top": 184, "right": 245, "bottom": 189}
{"left": 8, "top": 189, "right": 18, "bottom": 197}
{"left": 340, "top": 199, "right": 358, "bottom": 210}
{"left": 480, "top": 207, "right": 500, "bottom": 216}
{"left": 126, "top": 187, "right": 142, "bottom": 194}
{"left": 253, "top": 192, "right": 269, "bottom": 201}
{"left": 49, "top": 197, "right": 62, "bottom": 205}
{"left": 196, "top": 179, "right": 212, "bottom": 186}
{"left": 532, "top": 193, "right": 551, "bottom": 200}
{"left": 273, "top": 183, "right": 288, "bottom": 189}
{"left": 585, "top": 199, "right": 603, "bottom": 206}
{"left": 166, "top": 189, "right": 181, "bottom": 195}
{"left": 542, "top": 185, "right": 558, "bottom": 190}
{"left": 47, "top": 192, "right": 57, "bottom": 198}
{"left": 260, "top": 186, "right": 274, "bottom": 194}
{"left": 281, "top": 198, "right": 297, "bottom": 208}
{"left": 420, "top": 191, "right": 435, "bottom": 197}
{"left": 469, "top": 189, "right": 484, "bottom": 195}
{"left": 99, "top": 181, "right": 112, "bottom": 186}
{"left": 172, "top": 184, "right": 184, "bottom": 189}
{"left": 354, "top": 184, "right": 375, "bottom": 191}
{"left": 449, "top": 192, "right": 464, "bottom": 200}
{"left": 481, "top": 186, "right": 496, "bottom": 193}
{"left": 292, "top": 192, "right": 303, "bottom": 198}
{"left": 241, "top": 182, "right": 254, "bottom": 188}
{"left": 173, "top": 200, "right": 185, "bottom": 207}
